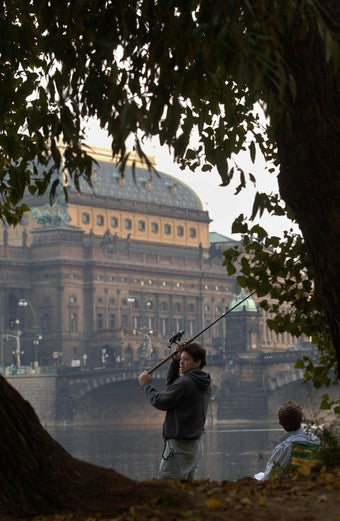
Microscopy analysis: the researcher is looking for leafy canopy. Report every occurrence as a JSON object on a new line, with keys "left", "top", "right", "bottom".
{"left": 0, "top": 0, "right": 335, "bottom": 223}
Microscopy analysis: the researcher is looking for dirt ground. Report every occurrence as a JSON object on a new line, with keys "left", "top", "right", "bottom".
{"left": 24, "top": 466, "right": 340, "bottom": 521}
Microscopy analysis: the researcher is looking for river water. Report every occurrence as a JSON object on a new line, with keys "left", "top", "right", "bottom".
{"left": 48, "top": 423, "right": 282, "bottom": 481}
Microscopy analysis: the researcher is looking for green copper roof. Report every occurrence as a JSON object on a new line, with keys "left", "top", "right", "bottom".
{"left": 228, "top": 288, "right": 258, "bottom": 313}
{"left": 209, "top": 231, "right": 234, "bottom": 243}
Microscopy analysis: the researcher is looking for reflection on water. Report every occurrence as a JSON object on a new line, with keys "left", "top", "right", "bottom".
{"left": 48, "top": 423, "right": 282, "bottom": 481}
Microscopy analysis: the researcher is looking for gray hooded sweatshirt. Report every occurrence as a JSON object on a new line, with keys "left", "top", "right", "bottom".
{"left": 143, "top": 359, "right": 211, "bottom": 440}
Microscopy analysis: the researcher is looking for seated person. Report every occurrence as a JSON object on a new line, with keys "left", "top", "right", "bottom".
{"left": 254, "top": 400, "right": 320, "bottom": 480}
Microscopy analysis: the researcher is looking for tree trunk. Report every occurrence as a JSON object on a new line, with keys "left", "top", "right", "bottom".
{"left": 276, "top": 1, "right": 340, "bottom": 376}
{"left": 0, "top": 375, "right": 143, "bottom": 518}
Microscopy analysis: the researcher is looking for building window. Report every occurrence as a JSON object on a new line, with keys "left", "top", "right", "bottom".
{"left": 164, "top": 223, "right": 171, "bottom": 235}
{"left": 133, "top": 299, "right": 140, "bottom": 309}
{"left": 205, "top": 320, "right": 212, "bottom": 337}
{"left": 97, "top": 296, "right": 103, "bottom": 304}
{"left": 125, "top": 218, "right": 132, "bottom": 230}
{"left": 187, "top": 303, "right": 195, "bottom": 313}
{"left": 160, "top": 301, "right": 168, "bottom": 311}
{"left": 97, "top": 313, "right": 104, "bottom": 329}
{"left": 174, "top": 302, "right": 182, "bottom": 312}
{"left": 82, "top": 212, "right": 90, "bottom": 224}
{"left": 189, "top": 227, "right": 197, "bottom": 238}
{"left": 109, "top": 297, "right": 115, "bottom": 306}
{"left": 177, "top": 225, "right": 184, "bottom": 237}
{"left": 70, "top": 313, "right": 78, "bottom": 332}
{"left": 132, "top": 316, "right": 138, "bottom": 329}
{"left": 109, "top": 313, "right": 115, "bottom": 329}
{"left": 188, "top": 319, "right": 197, "bottom": 336}
{"left": 97, "top": 214, "right": 104, "bottom": 226}
{"left": 42, "top": 312, "right": 51, "bottom": 333}
{"left": 147, "top": 316, "right": 154, "bottom": 331}
{"left": 160, "top": 318, "right": 169, "bottom": 336}
{"left": 111, "top": 216, "right": 119, "bottom": 228}
{"left": 151, "top": 222, "right": 159, "bottom": 233}
{"left": 174, "top": 318, "right": 183, "bottom": 331}
{"left": 138, "top": 220, "right": 146, "bottom": 232}
{"left": 69, "top": 295, "right": 77, "bottom": 304}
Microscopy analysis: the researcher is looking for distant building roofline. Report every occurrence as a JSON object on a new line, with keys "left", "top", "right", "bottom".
{"left": 209, "top": 231, "right": 236, "bottom": 244}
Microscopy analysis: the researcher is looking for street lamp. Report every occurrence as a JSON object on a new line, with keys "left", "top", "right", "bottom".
{"left": 4, "top": 329, "right": 22, "bottom": 368}
{"left": 145, "top": 301, "right": 152, "bottom": 330}
{"left": 18, "top": 298, "right": 38, "bottom": 325}
{"left": 127, "top": 297, "right": 135, "bottom": 330}
{"left": 18, "top": 298, "right": 42, "bottom": 367}
{"left": 134, "top": 328, "right": 153, "bottom": 359}
{"left": 140, "top": 281, "right": 145, "bottom": 329}
{"left": 32, "top": 335, "right": 42, "bottom": 368}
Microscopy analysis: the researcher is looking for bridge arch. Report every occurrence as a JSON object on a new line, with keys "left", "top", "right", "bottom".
{"left": 56, "top": 365, "right": 168, "bottom": 423}
{"left": 73, "top": 379, "right": 167, "bottom": 425}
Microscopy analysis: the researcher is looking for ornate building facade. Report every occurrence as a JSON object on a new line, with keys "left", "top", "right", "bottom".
{"left": 0, "top": 148, "right": 297, "bottom": 368}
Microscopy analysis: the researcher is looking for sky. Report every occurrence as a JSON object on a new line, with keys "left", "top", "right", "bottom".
{"left": 85, "top": 122, "right": 297, "bottom": 240}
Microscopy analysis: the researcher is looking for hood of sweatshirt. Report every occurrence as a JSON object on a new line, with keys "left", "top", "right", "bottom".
{"left": 185, "top": 369, "right": 211, "bottom": 391}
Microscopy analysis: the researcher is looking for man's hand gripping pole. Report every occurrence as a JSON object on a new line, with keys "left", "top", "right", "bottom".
{"left": 147, "top": 330, "right": 185, "bottom": 375}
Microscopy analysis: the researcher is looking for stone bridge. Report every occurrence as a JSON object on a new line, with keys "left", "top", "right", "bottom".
{"left": 55, "top": 350, "right": 312, "bottom": 424}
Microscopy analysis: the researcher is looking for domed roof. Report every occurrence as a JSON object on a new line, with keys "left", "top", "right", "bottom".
{"left": 75, "top": 153, "right": 203, "bottom": 211}
{"left": 228, "top": 288, "right": 258, "bottom": 313}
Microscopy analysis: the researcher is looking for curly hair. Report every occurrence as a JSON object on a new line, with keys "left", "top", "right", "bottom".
{"left": 278, "top": 400, "right": 303, "bottom": 432}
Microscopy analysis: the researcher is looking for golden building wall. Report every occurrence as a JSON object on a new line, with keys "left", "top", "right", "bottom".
{"left": 67, "top": 203, "right": 209, "bottom": 248}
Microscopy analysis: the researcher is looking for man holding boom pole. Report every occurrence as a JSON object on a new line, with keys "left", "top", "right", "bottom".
{"left": 138, "top": 342, "right": 211, "bottom": 480}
